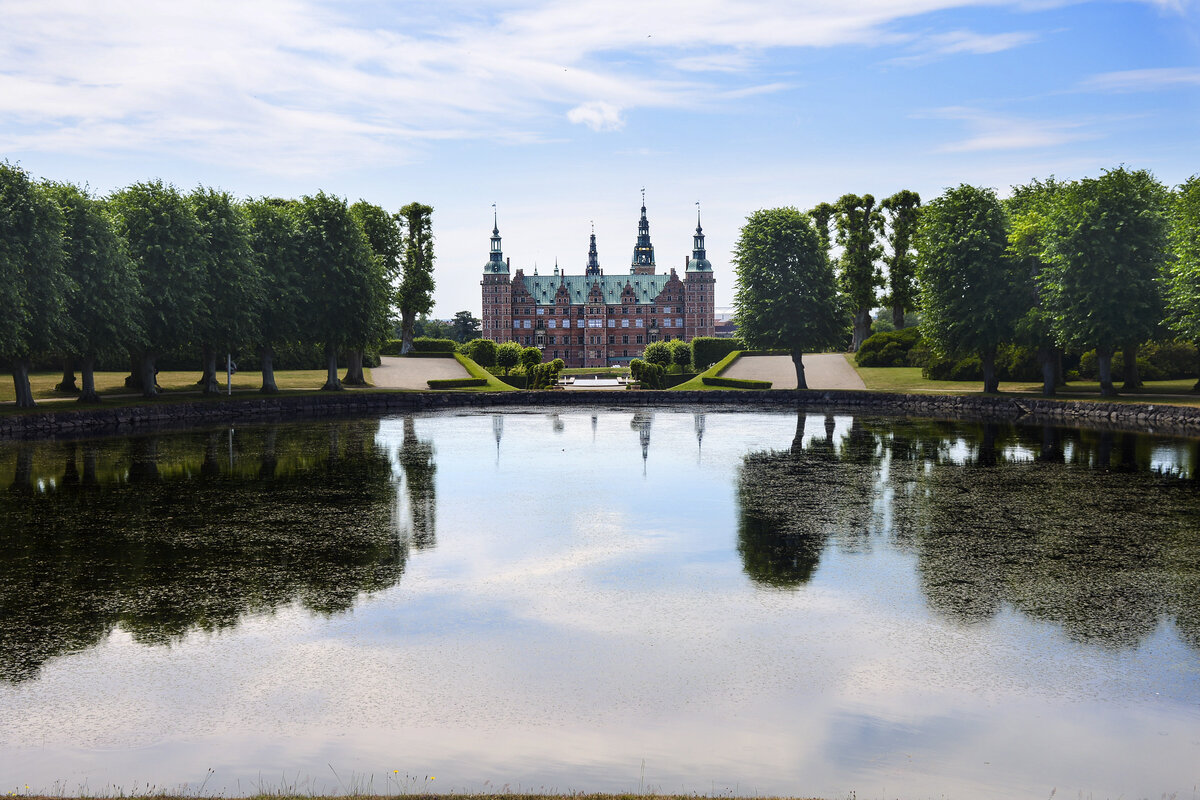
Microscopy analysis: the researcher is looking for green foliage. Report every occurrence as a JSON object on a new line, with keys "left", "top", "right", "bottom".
{"left": 1166, "top": 176, "right": 1200, "bottom": 341}
{"left": 519, "top": 345, "right": 543, "bottom": 371}
{"left": 643, "top": 340, "right": 671, "bottom": 367}
{"left": 245, "top": 198, "right": 305, "bottom": 351}
{"left": 880, "top": 190, "right": 921, "bottom": 327}
{"left": 450, "top": 310, "right": 481, "bottom": 343}
{"left": 1078, "top": 341, "right": 1197, "bottom": 381}
{"left": 629, "top": 358, "right": 665, "bottom": 389}
{"left": 831, "top": 193, "right": 885, "bottom": 350}
{"left": 1039, "top": 168, "right": 1169, "bottom": 355}
{"left": 733, "top": 207, "right": 844, "bottom": 357}
{"left": 378, "top": 339, "right": 404, "bottom": 356}
{"left": 496, "top": 341, "right": 522, "bottom": 374}
{"left": 411, "top": 337, "right": 458, "bottom": 352}
{"left": 108, "top": 180, "right": 208, "bottom": 355}
{"left": 41, "top": 182, "right": 142, "bottom": 362}
{"left": 525, "top": 357, "right": 564, "bottom": 389}
{"left": 855, "top": 327, "right": 922, "bottom": 367}
{"left": 396, "top": 202, "right": 436, "bottom": 351}
{"left": 668, "top": 338, "right": 692, "bottom": 369}
{"left": 916, "top": 184, "right": 1021, "bottom": 389}
{"left": 701, "top": 375, "right": 772, "bottom": 389}
{"left": 465, "top": 337, "right": 497, "bottom": 367}
{"left": 691, "top": 337, "right": 743, "bottom": 369}
{"left": 190, "top": 187, "right": 262, "bottom": 351}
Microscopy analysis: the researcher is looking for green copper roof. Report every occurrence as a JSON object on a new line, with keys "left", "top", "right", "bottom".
{"left": 514, "top": 273, "right": 675, "bottom": 306}
{"left": 686, "top": 257, "right": 712, "bottom": 272}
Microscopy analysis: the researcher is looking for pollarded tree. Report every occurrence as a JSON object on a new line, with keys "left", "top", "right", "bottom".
{"left": 466, "top": 338, "right": 497, "bottom": 368}
{"left": 1166, "top": 176, "right": 1200, "bottom": 390}
{"left": 832, "top": 194, "right": 885, "bottom": 352}
{"left": 293, "top": 192, "right": 378, "bottom": 391}
{"left": 519, "top": 346, "right": 543, "bottom": 373}
{"left": 916, "top": 184, "right": 1021, "bottom": 393}
{"left": 1005, "top": 177, "right": 1065, "bottom": 397}
{"left": 347, "top": 201, "right": 401, "bottom": 385}
{"left": 397, "top": 202, "right": 436, "bottom": 354}
{"left": 668, "top": 338, "right": 692, "bottom": 370}
{"left": 1039, "top": 167, "right": 1169, "bottom": 397}
{"left": 733, "top": 207, "right": 845, "bottom": 389}
{"left": 496, "top": 341, "right": 522, "bottom": 375}
{"left": 43, "top": 182, "right": 144, "bottom": 404}
{"left": 109, "top": 180, "right": 209, "bottom": 397}
{"left": 245, "top": 198, "right": 306, "bottom": 393}
{"left": 190, "top": 187, "right": 262, "bottom": 394}
{"left": 0, "top": 163, "right": 70, "bottom": 408}
{"left": 880, "top": 190, "right": 921, "bottom": 330}
{"left": 643, "top": 340, "right": 671, "bottom": 368}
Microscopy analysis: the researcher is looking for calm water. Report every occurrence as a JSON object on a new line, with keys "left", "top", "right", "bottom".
{"left": 1, "top": 410, "right": 1198, "bottom": 799}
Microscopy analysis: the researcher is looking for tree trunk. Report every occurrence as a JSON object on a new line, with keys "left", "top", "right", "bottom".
{"left": 11, "top": 444, "right": 33, "bottom": 492}
{"left": 850, "top": 308, "right": 872, "bottom": 352}
{"left": 129, "top": 437, "right": 160, "bottom": 483}
{"left": 82, "top": 443, "right": 99, "bottom": 487}
{"left": 124, "top": 354, "right": 141, "bottom": 389}
{"left": 891, "top": 303, "right": 905, "bottom": 330}
{"left": 1039, "top": 347, "right": 1056, "bottom": 397}
{"left": 259, "top": 426, "right": 279, "bottom": 479}
{"left": 1122, "top": 344, "right": 1142, "bottom": 391}
{"left": 259, "top": 345, "right": 279, "bottom": 394}
{"left": 322, "top": 343, "right": 342, "bottom": 391}
{"left": 343, "top": 348, "right": 366, "bottom": 385}
{"left": 791, "top": 349, "right": 808, "bottom": 390}
{"left": 978, "top": 423, "right": 998, "bottom": 466}
{"left": 981, "top": 348, "right": 999, "bottom": 393}
{"left": 55, "top": 357, "right": 80, "bottom": 394}
{"left": 1096, "top": 346, "right": 1117, "bottom": 397}
{"left": 140, "top": 353, "right": 159, "bottom": 398}
{"left": 400, "top": 309, "right": 417, "bottom": 355}
{"left": 78, "top": 355, "right": 101, "bottom": 403}
{"left": 62, "top": 443, "right": 80, "bottom": 487}
{"left": 11, "top": 358, "right": 36, "bottom": 408}
{"left": 199, "top": 345, "right": 221, "bottom": 394}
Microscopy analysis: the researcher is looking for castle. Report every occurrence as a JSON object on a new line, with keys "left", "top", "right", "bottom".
{"left": 480, "top": 200, "right": 716, "bottom": 368}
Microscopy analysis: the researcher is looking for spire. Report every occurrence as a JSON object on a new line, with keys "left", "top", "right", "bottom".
{"left": 686, "top": 200, "right": 712, "bottom": 273}
{"left": 586, "top": 221, "right": 602, "bottom": 277}
{"left": 485, "top": 205, "right": 508, "bottom": 274}
{"left": 630, "top": 189, "right": 656, "bottom": 274}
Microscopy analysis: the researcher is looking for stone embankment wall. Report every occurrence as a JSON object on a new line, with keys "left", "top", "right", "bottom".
{"left": 4, "top": 389, "right": 1200, "bottom": 440}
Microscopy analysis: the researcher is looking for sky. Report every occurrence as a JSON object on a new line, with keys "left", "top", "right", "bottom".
{"left": 3, "top": 0, "right": 1199, "bottom": 317}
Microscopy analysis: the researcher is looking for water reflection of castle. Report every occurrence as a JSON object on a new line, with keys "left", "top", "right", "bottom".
{"left": 490, "top": 410, "right": 709, "bottom": 470}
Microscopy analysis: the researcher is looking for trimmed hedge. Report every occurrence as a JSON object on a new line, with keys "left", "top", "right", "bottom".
{"left": 427, "top": 378, "right": 488, "bottom": 389}
{"left": 379, "top": 339, "right": 404, "bottom": 356}
{"left": 692, "top": 337, "right": 744, "bottom": 369}
{"left": 856, "top": 327, "right": 922, "bottom": 367}
{"left": 403, "top": 351, "right": 455, "bottom": 358}
{"left": 702, "top": 376, "right": 772, "bottom": 389}
{"left": 412, "top": 337, "right": 459, "bottom": 352}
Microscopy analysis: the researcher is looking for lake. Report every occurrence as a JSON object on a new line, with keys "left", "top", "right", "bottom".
{"left": 1, "top": 409, "right": 1198, "bottom": 798}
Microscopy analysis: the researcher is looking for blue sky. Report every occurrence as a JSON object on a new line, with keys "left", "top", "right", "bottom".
{"left": 2, "top": 0, "right": 1198, "bottom": 316}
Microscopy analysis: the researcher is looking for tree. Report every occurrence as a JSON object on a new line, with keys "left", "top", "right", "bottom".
{"left": 396, "top": 202, "right": 435, "bottom": 354}
{"left": 348, "top": 201, "right": 401, "bottom": 385}
{"left": 293, "top": 192, "right": 377, "bottom": 390}
{"left": 496, "top": 341, "right": 522, "bottom": 375}
{"left": 916, "top": 184, "right": 1020, "bottom": 393}
{"left": 732, "top": 207, "right": 845, "bottom": 389}
{"left": 466, "top": 338, "right": 496, "bottom": 367}
{"left": 643, "top": 340, "right": 671, "bottom": 368}
{"left": 880, "top": 190, "right": 921, "bottom": 329}
{"left": 1039, "top": 168, "right": 1169, "bottom": 396}
{"left": 190, "top": 188, "right": 262, "bottom": 394}
{"left": 832, "top": 194, "right": 885, "bottom": 351}
{"left": 1006, "top": 178, "right": 1065, "bottom": 397}
{"left": 43, "top": 182, "right": 144, "bottom": 404}
{"left": 0, "top": 163, "right": 70, "bottom": 408}
{"left": 519, "top": 346, "right": 543, "bottom": 372}
{"left": 1166, "top": 176, "right": 1200, "bottom": 390}
{"left": 411, "top": 315, "right": 452, "bottom": 340}
{"left": 245, "top": 198, "right": 305, "bottom": 393}
{"left": 450, "top": 310, "right": 481, "bottom": 343}
{"left": 669, "top": 338, "right": 692, "bottom": 370}
{"left": 109, "top": 181, "right": 210, "bottom": 397}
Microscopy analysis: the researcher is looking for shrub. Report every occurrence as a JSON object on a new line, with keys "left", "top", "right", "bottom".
{"left": 465, "top": 338, "right": 497, "bottom": 367}
{"left": 855, "top": 327, "right": 922, "bottom": 367}
{"left": 701, "top": 376, "right": 772, "bottom": 389}
{"left": 691, "top": 337, "right": 744, "bottom": 369}
{"left": 525, "top": 358, "right": 564, "bottom": 389}
{"left": 1142, "top": 340, "right": 1198, "bottom": 379}
{"left": 519, "top": 346, "right": 543, "bottom": 371}
{"left": 427, "top": 378, "right": 488, "bottom": 389}
{"left": 496, "top": 341, "right": 522, "bottom": 374}
{"left": 923, "top": 354, "right": 983, "bottom": 381}
{"left": 669, "top": 339, "right": 692, "bottom": 370}
{"left": 412, "top": 337, "right": 458, "bottom": 353}
{"left": 379, "top": 339, "right": 404, "bottom": 356}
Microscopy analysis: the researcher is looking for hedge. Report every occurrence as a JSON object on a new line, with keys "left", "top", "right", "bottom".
{"left": 702, "top": 376, "right": 772, "bottom": 389}
{"left": 379, "top": 339, "right": 404, "bottom": 356}
{"left": 427, "top": 378, "right": 488, "bottom": 389}
{"left": 412, "top": 337, "right": 459, "bottom": 353}
{"left": 692, "top": 337, "right": 744, "bottom": 369}
{"left": 856, "top": 328, "right": 922, "bottom": 367}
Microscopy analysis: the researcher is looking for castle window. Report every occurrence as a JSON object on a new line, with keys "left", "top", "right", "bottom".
{"left": 621, "top": 319, "right": 629, "bottom": 328}
{"left": 548, "top": 320, "right": 556, "bottom": 329}
{"left": 623, "top": 350, "right": 628, "bottom": 357}
{"left": 524, "top": 320, "right": 531, "bottom": 328}
{"left": 513, "top": 321, "right": 520, "bottom": 329}
{"left": 663, "top": 318, "right": 671, "bottom": 327}
{"left": 622, "top": 335, "right": 629, "bottom": 344}
{"left": 635, "top": 319, "right": 644, "bottom": 328}
{"left": 635, "top": 335, "right": 643, "bottom": 344}
{"left": 607, "top": 319, "right": 615, "bottom": 328}
{"left": 650, "top": 307, "right": 657, "bottom": 314}
{"left": 587, "top": 319, "right": 602, "bottom": 328}
{"left": 537, "top": 307, "right": 545, "bottom": 315}
{"left": 676, "top": 318, "right": 683, "bottom": 327}
{"left": 608, "top": 335, "right": 615, "bottom": 344}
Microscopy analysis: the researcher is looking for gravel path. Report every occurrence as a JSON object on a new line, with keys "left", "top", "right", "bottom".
{"left": 370, "top": 355, "right": 471, "bottom": 389}
{"left": 721, "top": 353, "right": 866, "bottom": 390}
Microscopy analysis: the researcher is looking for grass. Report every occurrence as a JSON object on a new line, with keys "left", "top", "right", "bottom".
{"left": 670, "top": 350, "right": 746, "bottom": 391}
{"left": 449, "top": 353, "right": 517, "bottom": 392}
{"left": 0, "top": 369, "right": 363, "bottom": 405}
{"left": 849, "top": 355, "right": 1200, "bottom": 406}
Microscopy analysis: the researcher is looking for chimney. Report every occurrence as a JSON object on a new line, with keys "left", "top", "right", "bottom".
{"left": 684, "top": 255, "right": 688, "bottom": 268}
{"left": 507, "top": 257, "right": 510, "bottom": 267}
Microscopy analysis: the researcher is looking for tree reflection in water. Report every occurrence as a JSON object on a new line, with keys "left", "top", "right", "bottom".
{"left": 0, "top": 419, "right": 410, "bottom": 683}
{"left": 737, "top": 413, "right": 1200, "bottom": 651}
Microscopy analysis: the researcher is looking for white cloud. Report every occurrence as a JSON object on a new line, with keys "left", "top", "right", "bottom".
{"left": 887, "top": 28, "right": 1041, "bottom": 64}
{"left": 1081, "top": 67, "right": 1200, "bottom": 92}
{"left": 928, "top": 107, "right": 1096, "bottom": 152}
{"left": 566, "top": 101, "right": 626, "bottom": 131}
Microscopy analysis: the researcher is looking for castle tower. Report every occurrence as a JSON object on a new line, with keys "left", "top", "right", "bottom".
{"left": 684, "top": 204, "right": 715, "bottom": 339}
{"left": 480, "top": 207, "right": 513, "bottom": 342}
{"left": 630, "top": 190, "right": 656, "bottom": 275}
{"left": 585, "top": 222, "right": 602, "bottom": 277}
